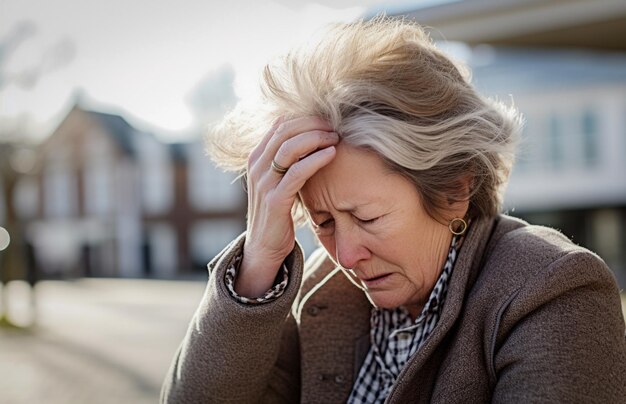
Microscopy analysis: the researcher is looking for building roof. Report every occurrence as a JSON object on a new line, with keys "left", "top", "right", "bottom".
{"left": 470, "top": 47, "right": 626, "bottom": 96}
{"left": 383, "top": 0, "right": 626, "bottom": 51}
{"left": 86, "top": 110, "right": 139, "bottom": 156}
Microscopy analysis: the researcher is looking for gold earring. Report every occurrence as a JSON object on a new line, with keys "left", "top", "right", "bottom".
{"left": 449, "top": 217, "right": 468, "bottom": 236}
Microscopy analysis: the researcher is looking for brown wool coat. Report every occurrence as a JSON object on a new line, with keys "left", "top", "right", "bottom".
{"left": 161, "top": 215, "right": 626, "bottom": 403}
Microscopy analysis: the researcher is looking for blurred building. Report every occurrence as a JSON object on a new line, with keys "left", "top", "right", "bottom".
{"left": 394, "top": 0, "right": 626, "bottom": 51}
{"left": 473, "top": 49, "right": 626, "bottom": 287}
{"left": 389, "top": 0, "right": 626, "bottom": 286}
{"left": 10, "top": 105, "right": 245, "bottom": 279}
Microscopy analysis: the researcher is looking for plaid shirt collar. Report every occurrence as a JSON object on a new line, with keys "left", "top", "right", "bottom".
{"left": 348, "top": 234, "right": 461, "bottom": 404}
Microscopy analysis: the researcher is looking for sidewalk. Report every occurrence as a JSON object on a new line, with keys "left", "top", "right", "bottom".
{"left": 0, "top": 278, "right": 205, "bottom": 404}
{"left": 1, "top": 280, "right": 625, "bottom": 404}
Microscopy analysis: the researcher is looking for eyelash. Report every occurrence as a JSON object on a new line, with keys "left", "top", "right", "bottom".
{"left": 318, "top": 219, "right": 333, "bottom": 228}
{"left": 357, "top": 216, "right": 379, "bottom": 225}
{"left": 317, "top": 216, "right": 380, "bottom": 228}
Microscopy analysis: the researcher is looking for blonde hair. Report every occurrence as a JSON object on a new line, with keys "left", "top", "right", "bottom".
{"left": 208, "top": 16, "right": 522, "bottom": 220}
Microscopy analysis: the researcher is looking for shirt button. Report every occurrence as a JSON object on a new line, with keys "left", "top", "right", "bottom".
{"left": 334, "top": 375, "right": 346, "bottom": 384}
{"left": 307, "top": 305, "right": 321, "bottom": 316}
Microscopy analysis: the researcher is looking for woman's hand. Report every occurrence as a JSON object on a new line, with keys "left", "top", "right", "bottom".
{"left": 236, "top": 116, "right": 339, "bottom": 298}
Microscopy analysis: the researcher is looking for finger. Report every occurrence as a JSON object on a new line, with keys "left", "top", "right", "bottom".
{"left": 273, "top": 130, "right": 339, "bottom": 173}
{"left": 276, "top": 146, "right": 336, "bottom": 195}
{"left": 249, "top": 116, "right": 285, "bottom": 164}
{"left": 262, "top": 116, "right": 334, "bottom": 165}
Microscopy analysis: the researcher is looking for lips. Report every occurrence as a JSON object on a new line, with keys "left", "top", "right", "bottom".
{"left": 359, "top": 272, "right": 392, "bottom": 288}
{"left": 363, "top": 273, "right": 389, "bottom": 281}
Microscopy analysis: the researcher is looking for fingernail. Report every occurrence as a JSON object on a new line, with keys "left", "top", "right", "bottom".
{"left": 323, "top": 146, "right": 336, "bottom": 154}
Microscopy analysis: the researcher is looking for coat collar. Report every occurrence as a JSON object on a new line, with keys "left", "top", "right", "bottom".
{"left": 386, "top": 214, "right": 527, "bottom": 401}
{"left": 296, "top": 214, "right": 526, "bottom": 402}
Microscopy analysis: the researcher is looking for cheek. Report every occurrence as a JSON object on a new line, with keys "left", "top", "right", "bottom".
{"left": 370, "top": 227, "right": 426, "bottom": 276}
{"left": 372, "top": 240, "right": 416, "bottom": 275}
{"left": 368, "top": 224, "right": 414, "bottom": 259}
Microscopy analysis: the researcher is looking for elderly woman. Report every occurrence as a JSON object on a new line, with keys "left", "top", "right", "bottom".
{"left": 161, "top": 17, "right": 626, "bottom": 403}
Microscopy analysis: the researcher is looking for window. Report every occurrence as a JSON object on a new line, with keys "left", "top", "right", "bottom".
{"left": 548, "top": 113, "right": 564, "bottom": 170}
{"left": 581, "top": 108, "right": 599, "bottom": 167}
{"left": 137, "top": 137, "right": 173, "bottom": 215}
{"left": 189, "top": 219, "right": 243, "bottom": 266}
{"left": 513, "top": 118, "right": 532, "bottom": 174}
{"left": 85, "top": 160, "right": 112, "bottom": 216}
{"left": 146, "top": 223, "right": 177, "bottom": 278}
{"left": 188, "top": 143, "right": 243, "bottom": 211}
{"left": 44, "top": 147, "right": 77, "bottom": 218}
{"left": 84, "top": 135, "right": 113, "bottom": 216}
{"left": 141, "top": 160, "right": 174, "bottom": 214}
{"left": 13, "top": 175, "right": 39, "bottom": 219}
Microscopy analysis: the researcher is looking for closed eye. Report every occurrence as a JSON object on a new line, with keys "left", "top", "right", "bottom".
{"left": 356, "top": 216, "right": 380, "bottom": 225}
{"left": 318, "top": 218, "right": 334, "bottom": 228}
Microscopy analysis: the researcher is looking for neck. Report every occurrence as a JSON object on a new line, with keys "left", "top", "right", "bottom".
{"left": 407, "top": 304, "right": 423, "bottom": 321}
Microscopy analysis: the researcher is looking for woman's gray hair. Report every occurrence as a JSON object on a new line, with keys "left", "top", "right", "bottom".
{"left": 208, "top": 15, "right": 522, "bottom": 221}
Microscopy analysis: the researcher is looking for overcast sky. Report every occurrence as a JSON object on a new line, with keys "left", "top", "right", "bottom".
{"left": 0, "top": 0, "right": 426, "bottom": 141}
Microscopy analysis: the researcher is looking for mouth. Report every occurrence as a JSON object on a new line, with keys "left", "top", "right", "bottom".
{"left": 360, "top": 273, "right": 392, "bottom": 288}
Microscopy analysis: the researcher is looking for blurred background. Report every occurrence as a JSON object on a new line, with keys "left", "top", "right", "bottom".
{"left": 1, "top": 0, "right": 625, "bottom": 403}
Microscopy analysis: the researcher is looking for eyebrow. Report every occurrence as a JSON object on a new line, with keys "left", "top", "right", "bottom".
{"left": 308, "top": 202, "right": 373, "bottom": 216}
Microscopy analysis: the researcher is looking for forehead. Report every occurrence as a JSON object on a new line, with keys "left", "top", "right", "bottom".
{"left": 299, "top": 145, "right": 405, "bottom": 212}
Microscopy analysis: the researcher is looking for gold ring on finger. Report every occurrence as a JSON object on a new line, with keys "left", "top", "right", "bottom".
{"left": 271, "top": 159, "right": 289, "bottom": 175}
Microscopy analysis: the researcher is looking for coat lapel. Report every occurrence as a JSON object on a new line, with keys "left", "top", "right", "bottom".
{"left": 385, "top": 215, "right": 498, "bottom": 402}
{"left": 296, "top": 215, "right": 528, "bottom": 403}
{"left": 297, "top": 264, "right": 371, "bottom": 403}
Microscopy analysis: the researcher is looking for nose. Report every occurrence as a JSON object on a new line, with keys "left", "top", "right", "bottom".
{"left": 334, "top": 227, "right": 370, "bottom": 269}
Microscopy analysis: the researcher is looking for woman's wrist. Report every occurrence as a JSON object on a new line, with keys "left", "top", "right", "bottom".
{"left": 225, "top": 254, "right": 289, "bottom": 305}
{"left": 235, "top": 253, "right": 285, "bottom": 298}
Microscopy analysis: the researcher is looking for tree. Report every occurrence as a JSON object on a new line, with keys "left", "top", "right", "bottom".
{"left": 0, "top": 21, "right": 74, "bottom": 327}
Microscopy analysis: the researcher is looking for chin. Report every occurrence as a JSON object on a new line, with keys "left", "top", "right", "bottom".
{"left": 365, "top": 291, "right": 406, "bottom": 310}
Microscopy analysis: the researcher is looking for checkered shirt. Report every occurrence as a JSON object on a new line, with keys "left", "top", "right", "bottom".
{"left": 225, "top": 254, "right": 289, "bottom": 304}
{"left": 347, "top": 235, "right": 460, "bottom": 403}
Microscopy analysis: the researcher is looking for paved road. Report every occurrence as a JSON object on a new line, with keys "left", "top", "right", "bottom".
{"left": 0, "top": 278, "right": 206, "bottom": 404}
{"left": 1, "top": 279, "right": 625, "bottom": 404}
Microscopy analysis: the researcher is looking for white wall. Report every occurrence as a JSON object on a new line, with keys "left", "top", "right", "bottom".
{"left": 115, "top": 159, "right": 142, "bottom": 277}
{"left": 136, "top": 134, "right": 174, "bottom": 215}
{"left": 147, "top": 223, "right": 177, "bottom": 278}
{"left": 189, "top": 219, "right": 242, "bottom": 266}
{"left": 84, "top": 133, "right": 114, "bottom": 217}
{"left": 13, "top": 175, "right": 39, "bottom": 220}
{"left": 187, "top": 141, "right": 243, "bottom": 211}
{"left": 44, "top": 145, "right": 78, "bottom": 219}
{"left": 504, "top": 85, "right": 626, "bottom": 211}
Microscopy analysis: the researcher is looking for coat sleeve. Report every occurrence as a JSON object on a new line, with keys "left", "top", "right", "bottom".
{"left": 492, "top": 250, "right": 626, "bottom": 403}
{"left": 160, "top": 233, "right": 305, "bottom": 404}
